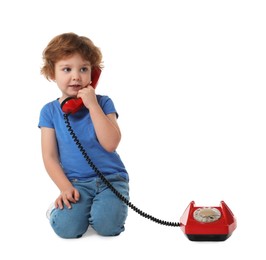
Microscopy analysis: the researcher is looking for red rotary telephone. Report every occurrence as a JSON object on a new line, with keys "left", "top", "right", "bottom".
{"left": 61, "top": 66, "right": 101, "bottom": 114}
{"left": 179, "top": 201, "right": 237, "bottom": 241}
{"left": 60, "top": 67, "right": 237, "bottom": 241}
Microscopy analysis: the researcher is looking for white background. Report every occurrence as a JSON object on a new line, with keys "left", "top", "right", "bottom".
{"left": 1, "top": 0, "right": 265, "bottom": 259}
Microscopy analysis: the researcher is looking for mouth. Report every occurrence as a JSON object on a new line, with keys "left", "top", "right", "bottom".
{"left": 69, "top": 84, "right": 82, "bottom": 91}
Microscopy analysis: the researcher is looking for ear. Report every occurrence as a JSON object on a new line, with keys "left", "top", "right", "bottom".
{"left": 49, "top": 71, "right": 56, "bottom": 82}
{"left": 49, "top": 76, "right": 56, "bottom": 82}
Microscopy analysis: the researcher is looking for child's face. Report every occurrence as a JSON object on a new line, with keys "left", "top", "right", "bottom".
{"left": 53, "top": 53, "right": 92, "bottom": 99}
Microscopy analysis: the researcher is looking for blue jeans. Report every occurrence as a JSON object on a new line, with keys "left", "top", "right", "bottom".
{"left": 49, "top": 173, "right": 129, "bottom": 238}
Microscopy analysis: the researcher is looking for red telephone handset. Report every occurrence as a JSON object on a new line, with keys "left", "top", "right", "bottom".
{"left": 61, "top": 67, "right": 102, "bottom": 114}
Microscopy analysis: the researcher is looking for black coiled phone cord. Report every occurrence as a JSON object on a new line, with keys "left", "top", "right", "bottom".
{"left": 64, "top": 114, "right": 180, "bottom": 227}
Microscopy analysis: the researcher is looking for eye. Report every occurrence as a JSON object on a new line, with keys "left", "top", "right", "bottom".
{"left": 63, "top": 67, "right": 71, "bottom": 72}
{"left": 80, "top": 67, "right": 89, "bottom": 73}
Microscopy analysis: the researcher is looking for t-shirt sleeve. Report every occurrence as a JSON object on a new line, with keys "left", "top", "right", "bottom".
{"left": 38, "top": 103, "right": 54, "bottom": 128}
{"left": 98, "top": 95, "right": 119, "bottom": 118}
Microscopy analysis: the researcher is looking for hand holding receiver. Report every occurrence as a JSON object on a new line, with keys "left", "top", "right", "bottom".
{"left": 61, "top": 67, "right": 102, "bottom": 114}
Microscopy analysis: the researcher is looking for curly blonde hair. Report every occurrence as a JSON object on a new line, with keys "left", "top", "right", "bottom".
{"left": 41, "top": 32, "right": 103, "bottom": 80}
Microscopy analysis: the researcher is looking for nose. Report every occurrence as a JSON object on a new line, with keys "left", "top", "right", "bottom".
{"left": 72, "top": 70, "right": 81, "bottom": 81}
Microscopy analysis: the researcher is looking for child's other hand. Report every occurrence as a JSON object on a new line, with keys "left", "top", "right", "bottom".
{"left": 54, "top": 187, "right": 80, "bottom": 209}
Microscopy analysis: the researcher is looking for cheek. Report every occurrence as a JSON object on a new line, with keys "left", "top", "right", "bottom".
{"left": 55, "top": 77, "right": 68, "bottom": 89}
{"left": 83, "top": 73, "right": 91, "bottom": 80}
{"left": 55, "top": 73, "right": 68, "bottom": 84}
{"left": 82, "top": 74, "right": 91, "bottom": 85}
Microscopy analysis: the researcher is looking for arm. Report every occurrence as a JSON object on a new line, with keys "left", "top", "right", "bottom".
{"left": 41, "top": 127, "right": 80, "bottom": 208}
{"left": 78, "top": 87, "right": 121, "bottom": 152}
{"left": 89, "top": 106, "right": 121, "bottom": 152}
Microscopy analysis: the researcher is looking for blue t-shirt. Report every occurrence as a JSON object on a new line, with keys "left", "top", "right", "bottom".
{"left": 38, "top": 95, "right": 128, "bottom": 181}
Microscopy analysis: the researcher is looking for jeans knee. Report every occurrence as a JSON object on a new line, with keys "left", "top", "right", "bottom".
{"left": 50, "top": 212, "right": 88, "bottom": 239}
{"left": 92, "top": 220, "right": 125, "bottom": 236}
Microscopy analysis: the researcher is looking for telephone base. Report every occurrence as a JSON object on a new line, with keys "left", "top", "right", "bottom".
{"left": 180, "top": 201, "right": 237, "bottom": 242}
{"left": 186, "top": 233, "right": 232, "bottom": 242}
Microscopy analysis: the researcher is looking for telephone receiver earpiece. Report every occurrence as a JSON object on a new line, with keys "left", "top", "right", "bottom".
{"left": 61, "top": 67, "right": 102, "bottom": 114}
